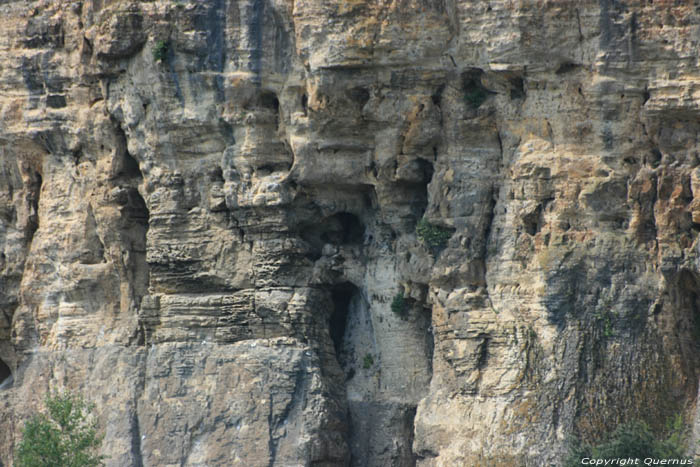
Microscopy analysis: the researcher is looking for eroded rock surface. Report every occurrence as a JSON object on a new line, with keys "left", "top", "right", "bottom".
{"left": 2, "top": 1, "right": 700, "bottom": 466}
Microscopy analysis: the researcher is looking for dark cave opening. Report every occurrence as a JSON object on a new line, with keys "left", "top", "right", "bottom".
{"left": 119, "top": 150, "right": 142, "bottom": 179}
{"left": 329, "top": 282, "right": 358, "bottom": 360}
{"left": 0, "top": 358, "right": 12, "bottom": 388}
{"left": 522, "top": 205, "right": 543, "bottom": 236}
{"left": 461, "top": 68, "right": 492, "bottom": 109}
{"left": 476, "top": 335, "right": 491, "bottom": 370}
{"left": 125, "top": 187, "right": 150, "bottom": 227}
{"left": 301, "top": 212, "right": 365, "bottom": 255}
{"left": 301, "top": 93, "right": 308, "bottom": 115}
{"left": 26, "top": 171, "right": 42, "bottom": 240}
{"left": 260, "top": 90, "right": 279, "bottom": 114}
{"left": 415, "top": 158, "right": 435, "bottom": 185}
{"left": 321, "top": 213, "right": 364, "bottom": 245}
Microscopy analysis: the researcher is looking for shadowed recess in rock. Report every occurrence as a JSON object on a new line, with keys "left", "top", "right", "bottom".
{"left": 0, "top": 359, "right": 11, "bottom": 388}
{"left": 329, "top": 282, "right": 357, "bottom": 360}
{"left": 461, "top": 68, "right": 492, "bottom": 109}
{"left": 27, "top": 171, "right": 41, "bottom": 241}
{"left": 301, "top": 212, "right": 365, "bottom": 255}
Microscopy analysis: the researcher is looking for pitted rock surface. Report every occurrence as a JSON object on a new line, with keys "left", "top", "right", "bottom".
{"left": 1, "top": 1, "right": 700, "bottom": 466}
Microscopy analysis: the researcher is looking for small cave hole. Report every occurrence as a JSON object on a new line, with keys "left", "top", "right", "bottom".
{"left": 209, "top": 166, "right": 224, "bottom": 182}
{"left": 260, "top": 91, "right": 279, "bottom": 114}
{"left": 301, "top": 212, "right": 365, "bottom": 253}
{"left": 476, "top": 335, "right": 490, "bottom": 370}
{"left": 555, "top": 62, "right": 580, "bottom": 74}
{"left": 431, "top": 85, "right": 445, "bottom": 106}
{"left": 256, "top": 164, "right": 275, "bottom": 176}
{"left": 509, "top": 76, "right": 525, "bottom": 100}
{"left": 461, "top": 68, "right": 491, "bottom": 109}
{"left": 126, "top": 188, "right": 149, "bottom": 227}
{"left": 0, "top": 359, "right": 12, "bottom": 389}
{"left": 416, "top": 158, "right": 435, "bottom": 184}
{"left": 119, "top": 151, "right": 142, "bottom": 179}
{"left": 329, "top": 282, "right": 358, "bottom": 360}
{"left": 647, "top": 148, "right": 662, "bottom": 167}
{"left": 323, "top": 213, "right": 364, "bottom": 244}
{"left": 301, "top": 93, "right": 308, "bottom": 115}
{"left": 522, "top": 205, "right": 543, "bottom": 236}
{"left": 71, "top": 149, "right": 82, "bottom": 166}
{"left": 26, "top": 171, "right": 42, "bottom": 240}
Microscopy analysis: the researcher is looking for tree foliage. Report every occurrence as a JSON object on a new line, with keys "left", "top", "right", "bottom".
{"left": 565, "top": 418, "right": 687, "bottom": 466}
{"left": 391, "top": 292, "right": 407, "bottom": 316}
{"left": 15, "top": 392, "right": 105, "bottom": 467}
{"left": 416, "top": 219, "right": 452, "bottom": 249}
{"left": 152, "top": 40, "right": 168, "bottom": 63}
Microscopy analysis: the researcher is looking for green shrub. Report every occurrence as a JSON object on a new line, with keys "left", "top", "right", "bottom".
{"left": 594, "top": 309, "right": 614, "bottom": 337}
{"left": 391, "top": 292, "right": 406, "bottom": 316}
{"left": 564, "top": 418, "right": 687, "bottom": 467}
{"left": 152, "top": 40, "right": 168, "bottom": 63}
{"left": 362, "top": 353, "right": 374, "bottom": 369}
{"left": 15, "top": 392, "right": 105, "bottom": 467}
{"left": 416, "top": 219, "right": 452, "bottom": 249}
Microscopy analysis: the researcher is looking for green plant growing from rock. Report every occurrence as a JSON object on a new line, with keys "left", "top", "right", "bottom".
{"left": 416, "top": 219, "right": 452, "bottom": 249}
{"left": 564, "top": 417, "right": 687, "bottom": 466}
{"left": 15, "top": 391, "right": 105, "bottom": 467}
{"left": 152, "top": 40, "right": 168, "bottom": 63}
{"left": 593, "top": 309, "right": 614, "bottom": 337}
{"left": 391, "top": 292, "right": 407, "bottom": 317}
{"left": 362, "top": 353, "right": 374, "bottom": 369}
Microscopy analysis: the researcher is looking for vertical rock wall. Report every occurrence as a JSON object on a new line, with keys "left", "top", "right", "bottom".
{"left": 1, "top": 1, "right": 700, "bottom": 466}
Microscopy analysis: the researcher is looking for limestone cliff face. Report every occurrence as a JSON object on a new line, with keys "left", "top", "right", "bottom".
{"left": 1, "top": 0, "right": 700, "bottom": 465}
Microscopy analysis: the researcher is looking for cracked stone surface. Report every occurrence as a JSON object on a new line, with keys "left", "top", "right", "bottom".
{"left": 1, "top": 1, "right": 700, "bottom": 466}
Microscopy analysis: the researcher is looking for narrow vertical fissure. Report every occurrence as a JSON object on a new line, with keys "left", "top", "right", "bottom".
{"left": 26, "top": 171, "right": 42, "bottom": 244}
{"left": 121, "top": 151, "right": 150, "bottom": 312}
{"left": 113, "top": 123, "right": 150, "bottom": 345}
{"left": 0, "top": 359, "right": 12, "bottom": 390}
{"left": 329, "top": 282, "right": 357, "bottom": 367}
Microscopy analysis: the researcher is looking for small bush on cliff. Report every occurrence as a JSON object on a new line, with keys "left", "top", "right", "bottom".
{"left": 391, "top": 292, "right": 407, "bottom": 316}
{"left": 15, "top": 391, "right": 105, "bottom": 467}
{"left": 416, "top": 219, "right": 452, "bottom": 249}
{"left": 564, "top": 418, "right": 687, "bottom": 466}
{"left": 152, "top": 40, "right": 168, "bottom": 63}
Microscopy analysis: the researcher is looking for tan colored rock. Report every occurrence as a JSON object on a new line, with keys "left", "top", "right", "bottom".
{"left": 2, "top": 0, "right": 700, "bottom": 466}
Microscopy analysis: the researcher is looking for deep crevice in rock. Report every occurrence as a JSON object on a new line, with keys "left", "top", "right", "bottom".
{"left": 461, "top": 68, "right": 492, "bottom": 109}
{"left": 0, "top": 358, "right": 12, "bottom": 389}
{"left": 556, "top": 62, "right": 580, "bottom": 74}
{"left": 509, "top": 75, "right": 525, "bottom": 99}
{"left": 301, "top": 212, "right": 365, "bottom": 254}
{"left": 329, "top": 282, "right": 357, "bottom": 362}
{"left": 476, "top": 335, "right": 491, "bottom": 370}
{"left": 261, "top": 90, "right": 279, "bottom": 113}
{"left": 301, "top": 93, "right": 308, "bottom": 115}
{"left": 26, "top": 171, "right": 42, "bottom": 243}
{"left": 118, "top": 150, "right": 142, "bottom": 180}
{"left": 522, "top": 205, "right": 543, "bottom": 236}
{"left": 112, "top": 124, "right": 150, "bottom": 344}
